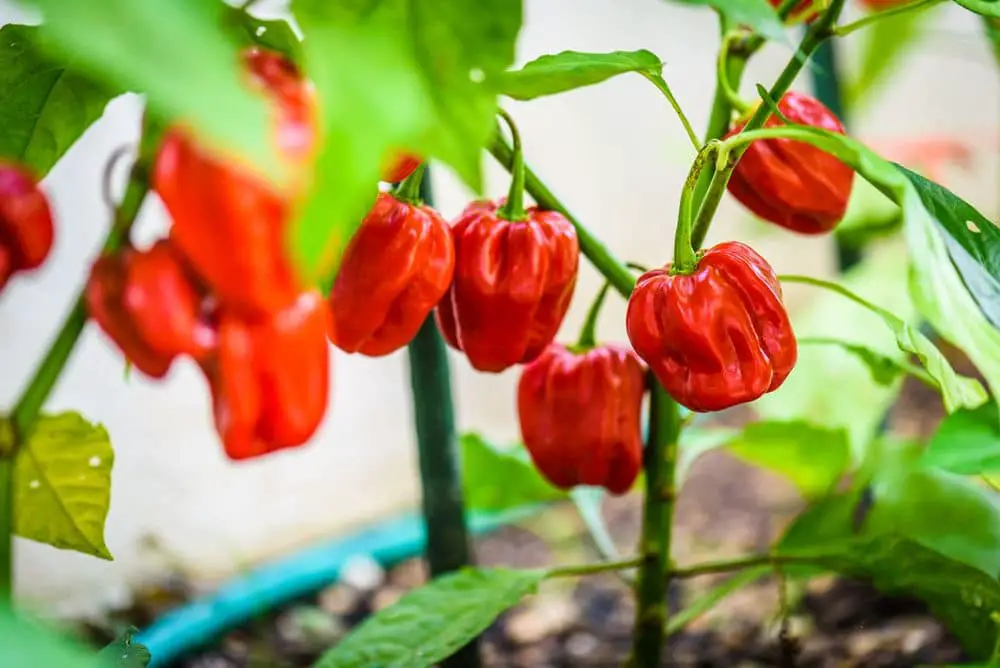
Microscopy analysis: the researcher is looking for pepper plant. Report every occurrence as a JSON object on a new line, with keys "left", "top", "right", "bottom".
{"left": 1, "top": 0, "right": 1000, "bottom": 667}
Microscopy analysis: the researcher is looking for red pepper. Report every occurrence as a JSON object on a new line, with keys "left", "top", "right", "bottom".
{"left": 85, "top": 239, "right": 216, "bottom": 379}
{"left": 517, "top": 343, "right": 645, "bottom": 495}
{"left": 204, "top": 289, "right": 330, "bottom": 460}
{"left": 625, "top": 241, "right": 797, "bottom": 412}
{"left": 769, "top": 0, "right": 819, "bottom": 22}
{"left": 153, "top": 47, "right": 317, "bottom": 315}
{"left": 859, "top": 0, "right": 906, "bottom": 8}
{"left": 725, "top": 91, "right": 854, "bottom": 235}
{"left": 382, "top": 154, "right": 421, "bottom": 183}
{"left": 0, "top": 162, "right": 53, "bottom": 292}
{"left": 435, "top": 199, "right": 579, "bottom": 373}
{"left": 329, "top": 192, "right": 454, "bottom": 356}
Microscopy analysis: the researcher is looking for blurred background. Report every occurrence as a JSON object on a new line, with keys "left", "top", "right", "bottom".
{"left": 0, "top": 0, "right": 996, "bottom": 620}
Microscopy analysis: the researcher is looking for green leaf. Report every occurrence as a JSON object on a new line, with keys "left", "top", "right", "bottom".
{"left": 739, "top": 122, "right": 996, "bottom": 419}
{"left": 667, "top": 566, "right": 772, "bottom": 634}
{"left": 570, "top": 487, "right": 620, "bottom": 560}
{"left": 676, "top": 426, "right": 740, "bottom": 485}
{"left": 669, "top": 0, "right": 787, "bottom": 42}
{"left": 845, "top": 5, "right": 934, "bottom": 110}
{"left": 96, "top": 626, "right": 151, "bottom": 668}
{"left": 23, "top": 0, "right": 275, "bottom": 178}
{"left": 800, "top": 338, "right": 925, "bottom": 387}
{"left": 220, "top": 5, "right": 304, "bottom": 66}
{"left": 833, "top": 176, "right": 902, "bottom": 249}
{"left": 0, "top": 608, "right": 105, "bottom": 668}
{"left": 756, "top": 246, "right": 912, "bottom": 460}
{"left": 460, "top": 433, "right": 566, "bottom": 512}
{"left": 727, "top": 421, "right": 851, "bottom": 498}
{"left": 953, "top": 0, "right": 1000, "bottom": 19}
{"left": 14, "top": 412, "right": 114, "bottom": 560}
{"left": 291, "top": 0, "right": 521, "bottom": 278}
{"left": 491, "top": 49, "right": 662, "bottom": 100}
{"left": 0, "top": 24, "right": 119, "bottom": 177}
{"left": 923, "top": 402, "right": 1000, "bottom": 475}
{"left": 314, "top": 567, "right": 544, "bottom": 668}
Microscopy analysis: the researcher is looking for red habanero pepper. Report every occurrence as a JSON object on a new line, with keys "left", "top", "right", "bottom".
{"left": 769, "top": 0, "right": 820, "bottom": 22}
{"left": 435, "top": 199, "right": 579, "bottom": 373}
{"left": 85, "top": 239, "right": 216, "bottom": 379}
{"left": 0, "top": 162, "right": 53, "bottom": 292}
{"left": 153, "top": 47, "right": 317, "bottom": 315}
{"left": 329, "top": 192, "right": 454, "bottom": 356}
{"left": 382, "top": 154, "right": 421, "bottom": 183}
{"left": 725, "top": 91, "right": 854, "bottom": 235}
{"left": 859, "top": 0, "right": 907, "bottom": 9}
{"left": 517, "top": 344, "right": 646, "bottom": 495}
{"left": 204, "top": 290, "right": 330, "bottom": 460}
{"left": 625, "top": 241, "right": 797, "bottom": 413}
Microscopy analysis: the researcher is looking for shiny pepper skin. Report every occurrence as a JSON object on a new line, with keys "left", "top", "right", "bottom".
{"left": 625, "top": 242, "right": 797, "bottom": 413}
{"left": 0, "top": 162, "right": 53, "bottom": 292}
{"left": 382, "top": 154, "right": 421, "bottom": 183}
{"left": 329, "top": 192, "right": 454, "bottom": 356}
{"left": 153, "top": 47, "right": 317, "bottom": 315}
{"left": 86, "top": 239, "right": 216, "bottom": 379}
{"left": 725, "top": 92, "right": 854, "bottom": 235}
{"left": 517, "top": 344, "right": 645, "bottom": 495}
{"left": 435, "top": 200, "right": 580, "bottom": 373}
{"left": 205, "top": 290, "right": 330, "bottom": 461}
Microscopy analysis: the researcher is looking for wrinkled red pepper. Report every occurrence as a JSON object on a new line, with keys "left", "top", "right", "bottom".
{"left": 435, "top": 199, "right": 579, "bottom": 373}
{"left": 153, "top": 47, "right": 317, "bottom": 315}
{"left": 382, "top": 154, "right": 421, "bottom": 183}
{"left": 518, "top": 343, "right": 646, "bottom": 495}
{"left": 329, "top": 192, "right": 454, "bottom": 356}
{"left": 203, "top": 289, "right": 330, "bottom": 460}
{"left": 85, "top": 239, "right": 216, "bottom": 379}
{"left": 625, "top": 241, "right": 797, "bottom": 412}
{"left": 0, "top": 162, "right": 53, "bottom": 292}
{"left": 725, "top": 91, "right": 854, "bottom": 235}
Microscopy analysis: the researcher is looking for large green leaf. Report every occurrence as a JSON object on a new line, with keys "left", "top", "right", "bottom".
{"left": 22, "top": 0, "right": 274, "bottom": 177}
{"left": 291, "top": 0, "right": 521, "bottom": 278}
{"left": 755, "top": 245, "right": 912, "bottom": 459}
{"left": 668, "top": 0, "right": 786, "bottom": 41}
{"left": 460, "top": 433, "right": 566, "bottom": 512}
{"left": 14, "top": 412, "right": 114, "bottom": 560}
{"left": 314, "top": 568, "right": 544, "bottom": 668}
{"left": 0, "top": 608, "right": 105, "bottom": 668}
{"left": 845, "top": 5, "right": 934, "bottom": 110}
{"left": 220, "top": 5, "right": 304, "bottom": 66}
{"left": 96, "top": 627, "right": 151, "bottom": 668}
{"left": 0, "top": 24, "right": 118, "bottom": 177}
{"left": 953, "top": 0, "right": 1000, "bottom": 19}
{"left": 727, "top": 421, "right": 851, "bottom": 499}
{"left": 740, "top": 121, "right": 1000, "bottom": 423}
{"left": 491, "top": 49, "right": 663, "bottom": 100}
{"left": 923, "top": 402, "right": 1000, "bottom": 475}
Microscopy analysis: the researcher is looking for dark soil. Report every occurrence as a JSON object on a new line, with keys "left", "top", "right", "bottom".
{"left": 82, "top": 370, "right": 973, "bottom": 667}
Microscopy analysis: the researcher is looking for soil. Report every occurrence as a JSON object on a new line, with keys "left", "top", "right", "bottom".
{"left": 81, "top": 372, "right": 974, "bottom": 667}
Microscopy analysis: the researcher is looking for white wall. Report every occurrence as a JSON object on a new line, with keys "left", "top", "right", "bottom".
{"left": 1, "top": 0, "right": 996, "bottom": 616}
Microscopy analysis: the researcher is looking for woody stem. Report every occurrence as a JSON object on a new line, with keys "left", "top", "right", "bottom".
{"left": 496, "top": 109, "right": 527, "bottom": 222}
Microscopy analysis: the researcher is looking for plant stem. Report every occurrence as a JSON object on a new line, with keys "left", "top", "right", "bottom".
{"left": 495, "top": 109, "right": 527, "bottom": 222}
{"left": 628, "top": 380, "right": 681, "bottom": 667}
{"left": 832, "top": 0, "right": 943, "bottom": 37}
{"left": 0, "top": 130, "right": 155, "bottom": 603}
{"left": 488, "top": 136, "right": 636, "bottom": 298}
{"left": 574, "top": 281, "right": 612, "bottom": 349}
{"left": 639, "top": 72, "right": 700, "bottom": 152}
{"left": 407, "top": 171, "right": 479, "bottom": 668}
{"left": 393, "top": 162, "right": 426, "bottom": 204}
{"left": 673, "top": 146, "right": 714, "bottom": 273}
{"left": 548, "top": 556, "right": 644, "bottom": 579}
{"left": 691, "top": 0, "right": 847, "bottom": 249}
{"left": 717, "top": 32, "right": 751, "bottom": 114}
{"left": 670, "top": 553, "right": 828, "bottom": 578}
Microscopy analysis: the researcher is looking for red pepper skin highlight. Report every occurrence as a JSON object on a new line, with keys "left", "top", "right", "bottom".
{"left": 625, "top": 241, "right": 797, "bottom": 413}
{"left": 329, "top": 192, "right": 454, "bottom": 357}
{"left": 435, "top": 199, "right": 579, "bottom": 373}
{"left": 518, "top": 343, "right": 646, "bottom": 495}
{"left": 0, "top": 162, "right": 53, "bottom": 291}
{"left": 382, "top": 154, "right": 421, "bottom": 183}
{"left": 726, "top": 91, "right": 854, "bottom": 235}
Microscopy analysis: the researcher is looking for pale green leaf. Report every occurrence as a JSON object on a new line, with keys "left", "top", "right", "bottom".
{"left": 492, "top": 49, "right": 662, "bottom": 100}
{"left": 461, "top": 433, "right": 566, "bottom": 512}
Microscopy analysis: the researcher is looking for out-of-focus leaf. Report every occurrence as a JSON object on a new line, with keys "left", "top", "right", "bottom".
{"left": 461, "top": 433, "right": 566, "bottom": 512}
{"left": 923, "top": 402, "right": 1000, "bottom": 475}
{"left": 492, "top": 49, "right": 662, "bottom": 100}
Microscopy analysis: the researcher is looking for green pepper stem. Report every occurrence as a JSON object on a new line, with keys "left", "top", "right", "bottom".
{"left": 833, "top": 0, "right": 943, "bottom": 37}
{"left": 717, "top": 32, "right": 751, "bottom": 114}
{"left": 547, "top": 556, "right": 644, "bottom": 579}
{"left": 574, "top": 281, "right": 612, "bottom": 350}
{"left": 672, "top": 145, "right": 714, "bottom": 273}
{"left": 394, "top": 161, "right": 427, "bottom": 205}
{"left": 690, "top": 0, "right": 847, "bottom": 251}
{"left": 0, "top": 121, "right": 158, "bottom": 602}
{"left": 639, "top": 72, "right": 700, "bottom": 152}
{"left": 496, "top": 109, "right": 528, "bottom": 222}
